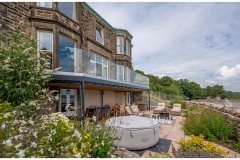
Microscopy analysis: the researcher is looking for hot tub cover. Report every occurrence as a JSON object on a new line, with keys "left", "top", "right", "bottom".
{"left": 106, "top": 116, "right": 159, "bottom": 150}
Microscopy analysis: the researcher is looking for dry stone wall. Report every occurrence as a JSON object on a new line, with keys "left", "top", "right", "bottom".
{"left": 186, "top": 101, "right": 240, "bottom": 142}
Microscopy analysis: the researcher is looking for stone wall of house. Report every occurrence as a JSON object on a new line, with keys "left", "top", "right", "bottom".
{"left": 0, "top": 2, "right": 31, "bottom": 38}
{"left": 79, "top": 3, "right": 115, "bottom": 59}
{"left": 185, "top": 101, "right": 240, "bottom": 142}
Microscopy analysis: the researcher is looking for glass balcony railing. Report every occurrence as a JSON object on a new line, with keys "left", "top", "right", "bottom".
{"left": 38, "top": 42, "right": 149, "bottom": 87}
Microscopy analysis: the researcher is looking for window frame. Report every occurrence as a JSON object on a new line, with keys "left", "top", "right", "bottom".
{"left": 124, "top": 67, "right": 130, "bottom": 83}
{"left": 117, "top": 64, "right": 124, "bottom": 81}
{"left": 37, "top": 30, "right": 53, "bottom": 69}
{"left": 126, "top": 92, "right": 131, "bottom": 105}
{"left": 125, "top": 39, "right": 130, "bottom": 56}
{"left": 90, "top": 52, "right": 108, "bottom": 78}
{"left": 37, "top": 2, "right": 52, "bottom": 8}
{"left": 96, "top": 26, "right": 104, "bottom": 45}
{"left": 58, "top": 2, "right": 75, "bottom": 20}
{"left": 117, "top": 36, "right": 124, "bottom": 54}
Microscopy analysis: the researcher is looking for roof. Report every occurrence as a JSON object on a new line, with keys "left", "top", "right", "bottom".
{"left": 81, "top": 2, "right": 133, "bottom": 39}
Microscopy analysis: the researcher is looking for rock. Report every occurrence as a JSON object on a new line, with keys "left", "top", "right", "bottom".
{"left": 234, "top": 109, "right": 240, "bottom": 117}
{"left": 113, "top": 148, "right": 140, "bottom": 158}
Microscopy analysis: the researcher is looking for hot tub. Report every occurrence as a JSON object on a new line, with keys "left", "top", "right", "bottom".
{"left": 105, "top": 116, "right": 159, "bottom": 150}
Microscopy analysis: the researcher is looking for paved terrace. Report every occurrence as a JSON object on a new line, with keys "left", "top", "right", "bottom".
{"left": 138, "top": 110, "right": 240, "bottom": 158}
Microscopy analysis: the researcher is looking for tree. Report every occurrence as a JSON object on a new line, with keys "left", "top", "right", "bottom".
{"left": 189, "top": 82, "right": 202, "bottom": 99}
{"left": 211, "top": 85, "right": 226, "bottom": 99}
{"left": 159, "top": 76, "right": 173, "bottom": 87}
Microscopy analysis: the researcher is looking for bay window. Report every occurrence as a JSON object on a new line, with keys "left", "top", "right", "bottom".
{"left": 90, "top": 53, "right": 108, "bottom": 78}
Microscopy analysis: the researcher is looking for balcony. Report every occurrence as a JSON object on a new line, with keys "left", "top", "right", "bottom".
{"left": 39, "top": 42, "right": 149, "bottom": 88}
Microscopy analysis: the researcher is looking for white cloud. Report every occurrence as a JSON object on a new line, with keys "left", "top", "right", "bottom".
{"left": 206, "top": 80, "right": 217, "bottom": 84}
{"left": 216, "top": 64, "right": 240, "bottom": 80}
{"left": 87, "top": 2, "right": 240, "bottom": 92}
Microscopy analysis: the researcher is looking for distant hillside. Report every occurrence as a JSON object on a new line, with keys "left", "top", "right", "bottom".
{"left": 135, "top": 69, "right": 240, "bottom": 100}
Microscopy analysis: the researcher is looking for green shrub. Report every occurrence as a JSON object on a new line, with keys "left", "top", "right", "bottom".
{"left": 183, "top": 106, "right": 236, "bottom": 142}
{"left": 233, "top": 142, "right": 240, "bottom": 152}
{"left": 0, "top": 23, "right": 53, "bottom": 107}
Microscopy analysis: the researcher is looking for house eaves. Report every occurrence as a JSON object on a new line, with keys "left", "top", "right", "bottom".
{"left": 81, "top": 2, "right": 133, "bottom": 39}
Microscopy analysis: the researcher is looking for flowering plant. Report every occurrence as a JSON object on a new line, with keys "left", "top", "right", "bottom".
{"left": 0, "top": 21, "right": 117, "bottom": 158}
{"left": 172, "top": 135, "right": 227, "bottom": 158}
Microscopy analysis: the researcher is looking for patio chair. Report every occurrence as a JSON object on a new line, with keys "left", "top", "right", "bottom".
{"left": 115, "top": 105, "right": 125, "bottom": 116}
{"left": 153, "top": 102, "right": 166, "bottom": 114}
{"left": 170, "top": 103, "right": 182, "bottom": 116}
{"left": 130, "top": 104, "right": 143, "bottom": 116}
{"left": 109, "top": 103, "right": 115, "bottom": 117}
{"left": 125, "top": 106, "right": 136, "bottom": 116}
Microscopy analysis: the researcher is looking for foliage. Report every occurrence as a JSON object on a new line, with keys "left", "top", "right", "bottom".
{"left": 135, "top": 69, "right": 240, "bottom": 100}
{"left": 183, "top": 106, "right": 236, "bottom": 141}
{"left": 203, "top": 85, "right": 226, "bottom": 99}
{"left": 233, "top": 142, "right": 240, "bottom": 152}
{"left": 0, "top": 107, "right": 116, "bottom": 158}
{"left": 0, "top": 23, "right": 53, "bottom": 106}
{"left": 0, "top": 22, "right": 116, "bottom": 158}
{"left": 172, "top": 135, "right": 227, "bottom": 158}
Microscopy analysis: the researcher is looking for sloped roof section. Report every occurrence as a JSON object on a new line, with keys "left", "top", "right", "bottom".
{"left": 81, "top": 2, "right": 133, "bottom": 39}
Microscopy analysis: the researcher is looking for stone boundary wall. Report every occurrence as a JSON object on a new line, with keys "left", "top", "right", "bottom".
{"left": 185, "top": 101, "right": 240, "bottom": 141}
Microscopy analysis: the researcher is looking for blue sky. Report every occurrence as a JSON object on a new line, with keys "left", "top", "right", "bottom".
{"left": 88, "top": 2, "right": 240, "bottom": 92}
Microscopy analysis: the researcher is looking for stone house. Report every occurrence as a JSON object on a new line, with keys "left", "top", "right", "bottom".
{"left": 0, "top": 2, "right": 149, "bottom": 119}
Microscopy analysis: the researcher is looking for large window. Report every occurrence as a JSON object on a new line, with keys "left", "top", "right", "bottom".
{"left": 59, "top": 35, "right": 75, "bottom": 72}
{"left": 124, "top": 67, "right": 130, "bottom": 83}
{"left": 117, "top": 65, "right": 124, "bottom": 81}
{"left": 37, "top": 31, "right": 53, "bottom": 69}
{"left": 58, "top": 2, "right": 74, "bottom": 20}
{"left": 117, "top": 36, "right": 123, "bottom": 54}
{"left": 90, "top": 53, "right": 107, "bottom": 78}
{"left": 96, "top": 26, "right": 104, "bottom": 44}
{"left": 38, "top": 2, "right": 52, "bottom": 8}
{"left": 126, "top": 39, "right": 130, "bottom": 56}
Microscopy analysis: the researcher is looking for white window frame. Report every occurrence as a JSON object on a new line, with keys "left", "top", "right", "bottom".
{"left": 90, "top": 53, "right": 108, "bottom": 78}
{"left": 96, "top": 26, "right": 104, "bottom": 45}
{"left": 117, "top": 36, "right": 124, "bottom": 54}
{"left": 37, "top": 31, "right": 53, "bottom": 69}
{"left": 126, "top": 39, "right": 130, "bottom": 56}
{"left": 124, "top": 67, "right": 130, "bottom": 83}
{"left": 117, "top": 65, "right": 124, "bottom": 81}
{"left": 37, "top": 2, "right": 52, "bottom": 8}
{"left": 126, "top": 92, "right": 131, "bottom": 105}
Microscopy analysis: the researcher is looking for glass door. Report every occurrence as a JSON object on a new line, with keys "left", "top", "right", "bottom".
{"left": 59, "top": 89, "right": 78, "bottom": 117}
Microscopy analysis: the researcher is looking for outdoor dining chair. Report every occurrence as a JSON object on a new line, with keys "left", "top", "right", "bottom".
{"left": 115, "top": 105, "right": 125, "bottom": 116}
